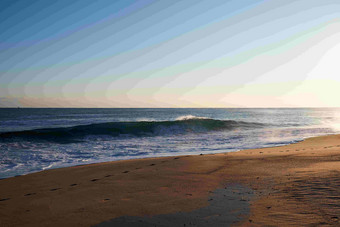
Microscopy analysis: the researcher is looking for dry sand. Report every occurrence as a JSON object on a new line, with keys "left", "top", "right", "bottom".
{"left": 1, "top": 134, "right": 340, "bottom": 226}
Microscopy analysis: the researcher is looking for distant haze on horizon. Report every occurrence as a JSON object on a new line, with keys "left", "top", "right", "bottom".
{"left": 1, "top": 0, "right": 340, "bottom": 108}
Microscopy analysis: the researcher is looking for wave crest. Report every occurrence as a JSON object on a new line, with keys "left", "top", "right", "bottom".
{"left": 0, "top": 118, "right": 265, "bottom": 143}
{"left": 175, "top": 115, "right": 209, "bottom": 121}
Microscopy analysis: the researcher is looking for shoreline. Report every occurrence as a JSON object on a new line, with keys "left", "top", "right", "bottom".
{"left": 0, "top": 135, "right": 309, "bottom": 180}
{"left": 1, "top": 134, "right": 340, "bottom": 226}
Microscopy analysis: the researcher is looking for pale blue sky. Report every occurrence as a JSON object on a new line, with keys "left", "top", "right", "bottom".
{"left": 1, "top": 0, "right": 340, "bottom": 107}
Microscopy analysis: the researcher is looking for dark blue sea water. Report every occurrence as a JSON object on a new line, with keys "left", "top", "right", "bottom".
{"left": 1, "top": 108, "right": 340, "bottom": 178}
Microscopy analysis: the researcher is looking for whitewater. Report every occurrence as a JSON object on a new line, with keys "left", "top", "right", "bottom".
{"left": 1, "top": 108, "right": 340, "bottom": 178}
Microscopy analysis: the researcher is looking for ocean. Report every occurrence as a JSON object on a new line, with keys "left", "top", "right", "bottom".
{"left": 1, "top": 108, "right": 339, "bottom": 179}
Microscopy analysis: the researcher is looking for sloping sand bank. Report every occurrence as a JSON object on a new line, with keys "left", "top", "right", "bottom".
{"left": 1, "top": 134, "right": 340, "bottom": 226}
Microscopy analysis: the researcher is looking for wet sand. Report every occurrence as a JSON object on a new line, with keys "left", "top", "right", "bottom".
{"left": 96, "top": 184, "right": 254, "bottom": 227}
{"left": 1, "top": 134, "right": 340, "bottom": 226}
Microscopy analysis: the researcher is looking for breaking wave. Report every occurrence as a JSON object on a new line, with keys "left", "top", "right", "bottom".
{"left": 0, "top": 117, "right": 265, "bottom": 143}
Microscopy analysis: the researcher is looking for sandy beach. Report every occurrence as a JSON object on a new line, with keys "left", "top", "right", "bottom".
{"left": 1, "top": 134, "right": 340, "bottom": 226}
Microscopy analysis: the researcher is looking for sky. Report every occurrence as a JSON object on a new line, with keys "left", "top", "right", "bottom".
{"left": 1, "top": 0, "right": 340, "bottom": 108}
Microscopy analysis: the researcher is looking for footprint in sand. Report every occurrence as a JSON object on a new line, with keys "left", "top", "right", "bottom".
{"left": 104, "top": 175, "right": 112, "bottom": 178}
{"left": 122, "top": 171, "right": 129, "bottom": 173}
{"left": 174, "top": 157, "right": 180, "bottom": 160}
{"left": 91, "top": 179, "right": 99, "bottom": 182}
{"left": 149, "top": 163, "right": 155, "bottom": 166}
{"left": 70, "top": 183, "right": 77, "bottom": 186}
{"left": 0, "top": 198, "right": 10, "bottom": 202}
{"left": 331, "top": 216, "right": 338, "bottom": 222}
{"left": 24, "top": 193, "right": 36, "bottom": 196}
{"left": 50, "top": 188, "right": 61, "bottom": 191}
